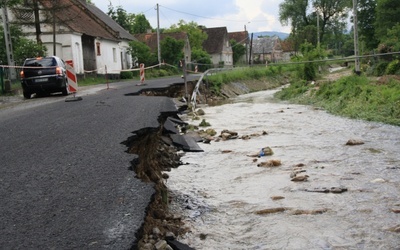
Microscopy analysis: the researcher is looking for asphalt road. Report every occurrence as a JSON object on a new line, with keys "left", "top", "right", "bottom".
{"left": 0, "top": 76, "right": 194, "bottom": 249}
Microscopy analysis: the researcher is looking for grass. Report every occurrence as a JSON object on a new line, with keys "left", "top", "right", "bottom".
{"left": 206, "top": 65, "right": 295, "bottom": 93}
{"left": 275, "top": 74, "right": 400, "bottom": 126}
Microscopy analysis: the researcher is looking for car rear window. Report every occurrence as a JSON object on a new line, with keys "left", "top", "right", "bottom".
{"left": 24, "top": 58, "right": 56, "bottom": 67}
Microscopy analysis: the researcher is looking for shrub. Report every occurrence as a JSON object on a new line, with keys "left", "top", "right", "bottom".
{"left": 374, "top": 61, "right": 389, "bottom": 76}
{"left": 385, "top": 59, "right": 400, "bottom": 75}
{"left": 120, "top": 71, "right": 133, "bottom": 79}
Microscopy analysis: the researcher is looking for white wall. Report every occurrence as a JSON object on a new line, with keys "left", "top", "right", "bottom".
{"left": 95, "top": 39, "right": 121, "bottom": 74}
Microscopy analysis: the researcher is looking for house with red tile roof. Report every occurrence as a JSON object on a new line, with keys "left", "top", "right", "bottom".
{"left": 8, "top": 0, "right": 135, "bottom": 76}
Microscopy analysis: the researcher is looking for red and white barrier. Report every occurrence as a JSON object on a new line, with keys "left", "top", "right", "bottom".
{"left": 139, "top": 63, "right": 145, "bottom": 84}
{"left": 65, "top": 60, "right": 78, "bottom": 93}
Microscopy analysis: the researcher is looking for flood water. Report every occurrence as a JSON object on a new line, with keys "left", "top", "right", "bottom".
{"left": 167, "top": 88, "right": 400, "bottom": 249}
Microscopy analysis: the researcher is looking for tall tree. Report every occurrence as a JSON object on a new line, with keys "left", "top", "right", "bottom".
{"left": 128, "top": 40, "right": 157, "bottom": 66}
{"left": 107, "top": 4, "right": 134, "bottom": 32}
{"left": 131, "top": 14, "right": 152, "bottom": 34}
{"left": 160, "top": 36, "right": 184, "bottom": 65}
{"left": 375, "top": 0, "right": 400, "bottom": 39}
{"left": 358, "top": 0, "right": 378, "bottom": 50}
{"left": 279, "top": 0, "right": 351, "bottom": 49}
{"left": 165, "top": 20, "right": 207, "bottom": 50}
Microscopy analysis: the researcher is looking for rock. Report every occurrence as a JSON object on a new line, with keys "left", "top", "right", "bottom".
{"left": 259, "top": 147, "right": 274, "bottom": 156}
{"left": 291, "top": 208, "right": 328, "bottom": 215}
{"left": 391, "top": 208, "right": 400, "bottom": 214}
{"left": 221, "top": 150, "right": 233, "bottom": 154}
{"left": 221, "top": 132, "right": 232, "bottom": 140}
{"left": 205, "top": 128, "right": 216, "bottom": 136}
{"left": 330, "top": 187, "right": 348, "bottom": 193}
{"left": 162, "top": 173, "right": 169, "bottom": 179}
{"left": 346, "top": 139, "right": 365, "bottom": 145}
{"left": 220, "top": 129, "right": 238, "bottom": 140}
{"left": 291, "top": 175, "right": 309, "bottom": 182}
{"left": 255, "top": 207, "right": 286, "bottom": 215}
{"left": 370, "top": 178, "right": 386, "bottom": 183}
{"left": 304, "top": 187, "right": 330, "bottom": 193}
{"left": 387, "top": 225, "right": 400, "bottom": 233}
{"left": 257, "top": 159, "right": 281, "bottom": 167}
{"left": 290, "top": 169, "right": 306, "bottom": 178}
{"left": 153, "top": 227, "right": 161, "bottom": 235}
{"left": 155, "top": 240, "right": 168, "bottom": 250}
{"left": 165, "top": 231, "right": 176, "bottom": 239}
{"left": 270, "top": 196, "right": 285, "bottom": 201}
{"left": 196, "top": 109, "right": 205, "bottom": 115}
{"left": 241, "top": 135, "right": 251, "bottom": 140}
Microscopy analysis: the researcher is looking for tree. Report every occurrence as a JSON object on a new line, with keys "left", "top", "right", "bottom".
{"left": 165, "top": 20, "right": 207, "bottom": 50}
{"left": 279, "top": 0, "right": 351, "bottom": 49}
{"left": 191, "top": 48, "right": 212, "bottom": 72}
{"left": 107, "top": 4, "right": 135, "bottom": 32}
{"left": 160, "top": 37, "right": 184, "bottom": 65}
{"left": 358, "top": 0, "right": 378, "bottom": 50}
{"left": 375, "top": 0, "right": 400, "bottom": 39}
{"left": 0, "top": 25, "right": 46, "bottom": 65}
{"left": 131, "top": 14, "right": 152, "bottom": 34}
{"left": 230, "top": 39, "right": 246, "bottom": 65}
{"left": 128, "top": 40, "right": 157, "bottom": 66}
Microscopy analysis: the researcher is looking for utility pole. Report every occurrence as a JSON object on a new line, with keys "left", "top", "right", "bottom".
{"left": 317, "top": 9, "right": 320, "bottom": 47}
{"left": 1, "top": 3, "right": 17, "bottom": 80}
{"left": 156, "top": 3, "right": 161, "bottom": 65}
{"left": 248, "top": 33, "right": 253, "bottom": 65}
{"left": 244, "top": 24, "right": 248, "bottom": 65}
{"left": 353, "top": 0, "right": 361, "bottom": 75}
{"left": 52, "top": 0, "right": 57, "bottom": 56}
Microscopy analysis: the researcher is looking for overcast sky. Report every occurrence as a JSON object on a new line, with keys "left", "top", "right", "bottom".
{"left": 90, "top": 0, "right": 291, "bottom": 34}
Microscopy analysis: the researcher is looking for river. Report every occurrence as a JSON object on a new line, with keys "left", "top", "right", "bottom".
{"left": 166, "top": 88, "right": 400, "bottom": 250}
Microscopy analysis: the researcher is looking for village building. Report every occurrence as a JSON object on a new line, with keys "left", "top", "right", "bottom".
{"left": 7, "top": 0, "right": 135, "bottom": 77}
{"left": 202, "top": 27, "right": 233, "bottom": 68}
{"left": 251, "top": 35, "right": 283, "bottom": 64}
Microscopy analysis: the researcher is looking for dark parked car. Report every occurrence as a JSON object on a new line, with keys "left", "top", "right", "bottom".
{"left": 20, "top": 56, "right": 69, "bottom": 99}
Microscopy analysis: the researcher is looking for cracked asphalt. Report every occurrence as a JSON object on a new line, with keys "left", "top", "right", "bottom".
{"left": 0, "top": 76, "right": 192, "bottom": 249}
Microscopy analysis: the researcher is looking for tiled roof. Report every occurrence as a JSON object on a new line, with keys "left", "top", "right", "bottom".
{"left": 80, "top": 0, "right": 135, "bottom": 40}
{"left": 228, "top": 31, "right": 249, "bottom": 45}
{"left": 202, "top": 27, "right": 228, "bottom": 54}
{"left": 252, "top": 36, "right": 282, "bottom": 54}
{"left": 38, "top": 0, "right": 133, "bottom": 41}
{"left": 134, "top": 32, "right": 188, "bottom": 52}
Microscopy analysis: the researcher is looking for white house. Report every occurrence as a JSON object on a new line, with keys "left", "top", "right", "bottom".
{"left": 8, "top": 0, "right": 135, "bottom": 77}
{"left": 202, "top": 27, "right": 233, "bottom": 68}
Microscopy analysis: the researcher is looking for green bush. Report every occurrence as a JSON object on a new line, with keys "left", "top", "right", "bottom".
{"left": 385, "top": 59, "right": 400, "bottom": 75}
{"left": 374, "top": 61, "right": 389, "bottom": 76}
{"left": 120, "top": 71, "right": 133, "bottom": 79}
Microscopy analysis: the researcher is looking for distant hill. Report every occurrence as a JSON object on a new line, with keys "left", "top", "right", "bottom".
{"left": 251, "top": 31, "right": 289, "bottom": 40}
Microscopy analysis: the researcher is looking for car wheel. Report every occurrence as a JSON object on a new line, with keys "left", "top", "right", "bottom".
{"left": 23, "top": 91, "right": 31, "bottom": 99}
{"left": 62, "top": 78, "right": 69, "bottom": 96}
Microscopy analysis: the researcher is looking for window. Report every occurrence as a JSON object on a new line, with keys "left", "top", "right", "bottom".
{"left": 96, "top": 42, "right": 101, "bottom": 56}
{"left": 113, "top": 48, "right": 117, "bottom": 62}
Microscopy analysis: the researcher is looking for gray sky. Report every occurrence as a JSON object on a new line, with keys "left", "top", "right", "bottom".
{"left": 91, "top": 0, "right": 291, "bottom": 34}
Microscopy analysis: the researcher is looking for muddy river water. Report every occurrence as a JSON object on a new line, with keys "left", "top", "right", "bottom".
{"left": 166, "top": 88, "right": 400, "bottom": 249}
